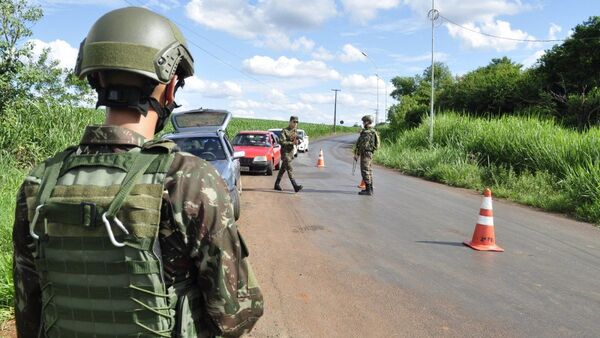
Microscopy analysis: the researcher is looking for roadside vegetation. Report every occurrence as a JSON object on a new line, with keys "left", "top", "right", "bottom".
{"left": 381, "top": 16, "right": 600, "bottom": 224}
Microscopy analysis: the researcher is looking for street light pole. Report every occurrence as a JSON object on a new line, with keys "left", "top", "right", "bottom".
{"left": 428, "top": 0, "right": 439, "bottom": 145}
{"left": 360, "top": 51, "right": 381, "bottom": 124}
{"left": 332, "top": 89, "right": 340, "bottom": 133}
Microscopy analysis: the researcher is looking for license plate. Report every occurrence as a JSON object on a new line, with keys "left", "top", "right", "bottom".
{"left": 241, "top": 166, "right": 250, "bottom": 172}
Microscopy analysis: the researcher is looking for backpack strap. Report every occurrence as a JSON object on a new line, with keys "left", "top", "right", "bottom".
{"left": 102, "top": 142, "right": 175, "bottom": 247}
{"left": 35, "top": 146, "right": 78, "bottom": 207}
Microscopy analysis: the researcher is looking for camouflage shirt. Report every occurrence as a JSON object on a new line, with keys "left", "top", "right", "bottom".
{"left": 13, "top": 125, "right": 263, "bottom": 337}
{"left": 279, "top": 126, "right": 297, "bottom": 155}
{"left": 354, "top": 126, "right": 380, "bottom": 155}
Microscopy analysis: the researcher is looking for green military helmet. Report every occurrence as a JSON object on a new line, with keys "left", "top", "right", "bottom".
{"left": 74, "top": 7, "right": 194, "bottom": 84}
{"left": 361, "top": 115, "right": 373, "bottom": 124}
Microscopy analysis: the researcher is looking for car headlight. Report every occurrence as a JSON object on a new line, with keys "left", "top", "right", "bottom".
{"left": 253, "top": 156, "right": 268, "bottom": 162}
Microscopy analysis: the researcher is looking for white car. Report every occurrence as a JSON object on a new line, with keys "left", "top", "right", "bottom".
{"left": 296, "top": 129, "right": 309, "bottom": 152}
{"left": 268, "top": 128, "right": 298, "bottom": 157}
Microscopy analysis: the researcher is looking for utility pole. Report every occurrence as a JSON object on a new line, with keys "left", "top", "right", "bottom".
{"left": 428, "top": 0, "right": 439, "bottom": 145}
{"left": 332, "top": 89, "right": 340, "bottom": 133}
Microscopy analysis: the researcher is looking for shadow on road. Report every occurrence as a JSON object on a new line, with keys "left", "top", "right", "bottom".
{"left": 302, "top": 188, "right": 357, "bottom": 195}
{"left": 415, "top": 241, "right": 465, "bottom": 247}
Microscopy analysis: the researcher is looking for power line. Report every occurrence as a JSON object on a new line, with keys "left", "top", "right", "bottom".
{"left": 439, "top": 14, "right": 600, "bottom": 43}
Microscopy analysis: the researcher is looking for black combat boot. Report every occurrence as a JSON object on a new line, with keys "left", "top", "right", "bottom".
{"left": 290, "top": 179, "right": 303, "bottom": 193}
{"left": 274, "top": 178, "right": 282, "bottom": 191}
{"left": 358, "top": 183, "right": 372, "bottom": 196}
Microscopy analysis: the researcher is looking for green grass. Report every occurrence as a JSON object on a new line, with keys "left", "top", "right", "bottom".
{"left": 375, "top": 112, "right": 600, "bottom": 224}
{"left": 0, "top": 102, "right": 356, "bottom": 321}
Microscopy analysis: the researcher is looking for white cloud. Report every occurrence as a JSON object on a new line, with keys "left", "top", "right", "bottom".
{"left": 263, "top": 0, "right": 337, "bottom": 29}
{"left": 404, "top": 0, "right": 536, "bottom": 51}
{"left": 183, "top": 76, "right": 243, "bottom": 98}
{"left": 548, "top": 23, "right": 562, "bottom": 40}
{"left": 445, "top": 19, "right": 537, "bottom": 52}
{"left": 312, "top": 46, "right": 335, "bottom": 61}
{"left": 185, "top": 0, "right": 336, "bottom": 48}
{"left": 267, "top": 89, "right": 287, "bottom": 103}
{"left": 231, "top": 98, "right": 316, "bottom": 114}
{"left": 404, "top": 0, "right": 530, "bottom": 24}
{"left": 29, "top": 39, "right": 78, "bottom": 70}
{"left": 243, "top": 56, "right": 340, "bottom": 79}
{"left": 340, "top": 0, "right": 401, "bottom": 24}
{"left": 338, "top": 44, "right": 367, "bottom": 63}
{"left": 341, "top": 74, "right": 382, "bottom": 92}
{"left": 522, "top": 50, "right": 545, "bottom": 68}
{"left": 299, "top": 92, "right": 357, "bottom": 105}
{"left": 391, "top": 52, "right": 448, "bottom": 63}
{"left": 257, "top": 33, "right": 315, "bottom": 52}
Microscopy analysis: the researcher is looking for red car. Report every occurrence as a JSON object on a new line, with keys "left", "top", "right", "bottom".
{"left": 233, "top": 131, "right": 281, "bottom": 175}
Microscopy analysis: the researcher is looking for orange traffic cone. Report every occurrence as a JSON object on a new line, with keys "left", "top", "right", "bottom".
{"left": 316, "top": 149, "right": 325, "bottom": 168}
{"left": 464, "top": 188, "right": 504, "bottom": 252}
{"left": 358, "top": 180, "right": 366, "bottom": 189}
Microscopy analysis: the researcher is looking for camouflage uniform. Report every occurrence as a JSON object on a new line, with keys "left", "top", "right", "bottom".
{"left": 276, "top": 126, "right": 297, "bottom": 181}
{"left": 354, "top": 126, "right": 380, "bottom": 188}
{"left": 13, "top": 125, "right": 263, "bottom": 337}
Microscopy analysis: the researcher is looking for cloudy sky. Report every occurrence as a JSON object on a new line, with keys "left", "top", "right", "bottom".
{"left": 30, "top": 0, "right": 598, "bottom": 125}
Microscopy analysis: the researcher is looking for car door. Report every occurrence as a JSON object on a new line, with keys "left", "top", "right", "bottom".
{"left": 271, "top": 133, "right": 281, "bottom": 165}
{"left": 224, "top": 136, "right": 240, "bottom": 185}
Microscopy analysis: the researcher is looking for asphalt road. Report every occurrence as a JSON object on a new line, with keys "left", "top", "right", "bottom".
{"left": 240, "top": 134, "right": 600, "bottom": 338}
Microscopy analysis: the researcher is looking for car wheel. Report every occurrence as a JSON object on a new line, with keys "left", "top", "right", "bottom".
{"left": 266, "top": 161, "right": 274, "bottom": 176}
{"left": 231, "top": 188, "right": 241, "bottom": 221}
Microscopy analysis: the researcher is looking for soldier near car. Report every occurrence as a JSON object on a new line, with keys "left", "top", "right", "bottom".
{"left": 354, "top": 115, "right": 380, "bottom": 196}
{"left": 274, "top": 116, "right": 303, "bottom": 192}
{"left": 12, "top": 7, "right": 263, "bottom": 338}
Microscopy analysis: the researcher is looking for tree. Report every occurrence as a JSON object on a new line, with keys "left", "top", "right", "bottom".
{"left": 0, "top": 0, "right": 93, "bottom": 115}
{"left": 537, "top": 16, "right": 600, "bottom": 128}
{"left": 440, "top": 57, "right": 524, "bottom": 115}
{"left": 0, "top": 0, "right": 42, "bottom": 112}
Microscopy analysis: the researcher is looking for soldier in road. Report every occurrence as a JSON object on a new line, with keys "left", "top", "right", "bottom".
{"left": 274, "top": 115, "right": 303, "bottom": 192}
{"left": 12, "top": 7, "right": 263, "bottom": 338}
{"left": 354, "top": 115, "right": 380, "bottom": 196}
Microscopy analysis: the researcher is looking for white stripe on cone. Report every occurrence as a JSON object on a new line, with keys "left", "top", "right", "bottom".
{"left": 480, "top": 197, "right": 493, "bottom": 210}
{"left": 477, "top": 215, "right": 494, "bottom": 226}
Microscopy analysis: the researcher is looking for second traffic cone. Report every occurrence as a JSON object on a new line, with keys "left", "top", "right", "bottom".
{"left": 358, "top": 180, "right": 366, "bottom": 189}
{"left": 316, "top": 149, "right": 325, "bottom": 168}
{"left": 463, "top": 188, "right": 504, "bottom": 252}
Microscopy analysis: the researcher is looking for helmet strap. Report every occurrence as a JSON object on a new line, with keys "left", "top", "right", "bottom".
{"left": 149, "top": 77, "right": 185, "bottom": 134}
{"left": 95, "top": 81, "right": 156, "bottom": 116}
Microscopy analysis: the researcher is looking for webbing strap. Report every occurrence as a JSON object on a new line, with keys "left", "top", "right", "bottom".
{"left": 106, "top": 152, "right": 160, "bottom": 219}
{"left": 35, "top": 147, "right": 77, "bottom": 207}
{"left": 36, "top": 259, "right": 160, "bottom": 274}
{"left": 53, "top": 305, "right": 169, "bottom": 324}
{"left": 45, "top": 236, "right": 152, "bottom": 251}
{"left": 43, "top": 202, "right": 105, "bottom": 228}
{"left": 49, "top": 283, "right": 157, "bottom": 299}
{"left": 50, "top": 326, "right": 161, "bottom": 338}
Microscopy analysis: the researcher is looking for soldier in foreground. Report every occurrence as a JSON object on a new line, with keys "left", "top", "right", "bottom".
{"left": 354, "top": 115, "right": 380, "bottom": 196}
{"left": 12, "top": 7, "right": 262, "bottom": 337}
{"left": 274, "top": 116, "right": 303, "bottom": 192}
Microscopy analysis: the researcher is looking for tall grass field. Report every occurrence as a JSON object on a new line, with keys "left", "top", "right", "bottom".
{"left": 376, "top": 112, "right": 600, "bottom": 224}
{"left": 0, "top": 103, "right": 355, "bottom": 321}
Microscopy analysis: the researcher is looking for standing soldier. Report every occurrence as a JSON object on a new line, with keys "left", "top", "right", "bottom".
{"left": 274, "top": 116, "right": 303, "bottom": 192}
{"left": 12, "top": 7, "right": 263, "bottom": 338}
{"left": 354, "top": 115, "right": 380, "bottom": 196}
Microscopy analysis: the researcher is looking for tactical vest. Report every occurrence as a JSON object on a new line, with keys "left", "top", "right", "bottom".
{"left": 25, "top": 141, "right": 203, "bottom": 338}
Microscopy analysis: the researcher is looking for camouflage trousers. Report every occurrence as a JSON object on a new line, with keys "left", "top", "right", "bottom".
{"left": 360, "top": 151, "right": 373, "bottom": 186}
{"left": 276, "top": 152, "right": 295, "bottom": 181}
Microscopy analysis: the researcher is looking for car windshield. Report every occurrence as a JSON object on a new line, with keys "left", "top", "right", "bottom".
{"left": 233, "top": 134, "right": 270, "bottom": 147}
{"left": 270, "top": 130, "right": 282, "bottom": 139}
{"left": 173, "top": 137, "right": 226, "bottom": 161}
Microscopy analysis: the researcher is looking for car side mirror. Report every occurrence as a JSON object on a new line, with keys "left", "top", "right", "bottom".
{"left": 233, "top": 151, "right": 245, "bottom": 158}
